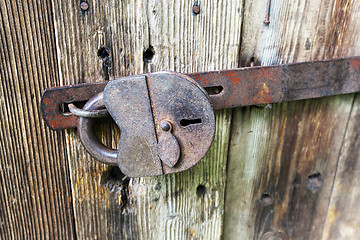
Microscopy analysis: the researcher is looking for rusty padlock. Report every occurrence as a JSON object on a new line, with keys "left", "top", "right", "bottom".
{"left": 78, "top": 72, "right": 215, "bottom": 177}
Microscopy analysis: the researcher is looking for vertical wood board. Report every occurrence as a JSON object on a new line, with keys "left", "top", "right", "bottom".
{"left": 0, "top": 0, "right": 75, "bottom": 239}
{"left": 224, "top": 0, "right": 360, "bottom": 239}
{"left": 52, "top": 0, "right": 243, "bottom": 239}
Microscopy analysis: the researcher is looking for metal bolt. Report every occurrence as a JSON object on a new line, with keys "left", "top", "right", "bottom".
{"left": 80, "top": 1, "right": 89, "bottom": 11}
{"left": 263, "top": 0, "right": 271, "bottom": 24}
{"left": 192, "top": 4, "right": 200, "bottom": 14}
{"left": 160, "top": 121, "right": 172, "bottom": 132}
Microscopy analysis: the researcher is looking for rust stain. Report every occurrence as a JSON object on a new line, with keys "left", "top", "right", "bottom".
{"left": 254, "top": 67, "right": 281, "bottom": 84}
{"left": 254, "top": 83, "right": 272, "bottom": 104}
{"left": 224, "top": 70, "right": 240, "bottom": 85}
{"left": 350, "top": 58, "right": 360, "bottom": 70}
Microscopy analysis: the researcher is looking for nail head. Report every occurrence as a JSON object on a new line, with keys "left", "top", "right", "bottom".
{"left": 80, "top": 1, "right": 89, "bottom": 11}
{"left": 193, "top": 5, "right": 200, "bottom": 14}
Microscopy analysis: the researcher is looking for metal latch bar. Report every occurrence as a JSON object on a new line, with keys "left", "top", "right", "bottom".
{"left": 41, "top": 56, "right": 360, "bottom": 130}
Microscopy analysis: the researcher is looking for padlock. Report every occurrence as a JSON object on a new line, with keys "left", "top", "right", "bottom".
{"left": 78, "top": 72, "right": 215, "bottom": 177}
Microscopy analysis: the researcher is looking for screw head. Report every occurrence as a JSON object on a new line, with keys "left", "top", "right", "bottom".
{"left": 192, "top": 5, "right": 200, "bottom": 14}
{"left": 160, "top": 121, "right": 172, "bottom": 132}
{"left": 80, "top": 1, "right": 89, "bottom": 11}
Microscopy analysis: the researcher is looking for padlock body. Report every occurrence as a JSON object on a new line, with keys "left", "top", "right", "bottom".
{"left": 104, "top": 72, "right": 215, "bottom": 177}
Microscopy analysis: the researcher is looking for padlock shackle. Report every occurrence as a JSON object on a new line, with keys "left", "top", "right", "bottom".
{"left": 77, "top": 92, "right": 118, "bottom": 166}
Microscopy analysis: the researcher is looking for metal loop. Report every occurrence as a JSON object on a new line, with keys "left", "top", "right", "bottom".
{"left": 77, "top": 92, "right": 118, "bottom": 166}
{"left": 68, "top": 103, "right": 109, "bottom": 118}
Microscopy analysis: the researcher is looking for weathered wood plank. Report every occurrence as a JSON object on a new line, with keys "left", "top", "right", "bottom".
{"left": 321, "top": 94, "right": 360, "bottom": 239}
{"left": 223, "top": 0, "right": 360, "bottom": 239}
{"left": 132, "top": 1, "right": 240, "bottom": 239}
{"left": 0, "top": 0, "right": 75, "bottom": 238}
{"left": 52, "top": 0, "right": 147, "bottom": 238}
{"left": 52, "top": 0, "right": 242, "bottom": 239}
{"left": 320, "top": 0, "right": 360, "bottom": 238}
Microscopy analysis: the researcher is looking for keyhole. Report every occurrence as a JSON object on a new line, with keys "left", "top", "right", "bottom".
{"left": 180, "top": 118, "right": 202, "bottom": 127}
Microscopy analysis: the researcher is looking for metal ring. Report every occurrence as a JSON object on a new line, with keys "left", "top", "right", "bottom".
{"left": 77, "top": 92, "right": 118, "bottom": 166}
{"left": 68, "top": 103, "right": 109, "bottom": 118}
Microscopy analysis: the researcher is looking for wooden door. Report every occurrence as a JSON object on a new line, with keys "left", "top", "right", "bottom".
{"left": 1, "top": 0, "right": 359, "bottom": 239}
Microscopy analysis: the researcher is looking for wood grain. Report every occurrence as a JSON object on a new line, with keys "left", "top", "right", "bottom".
{"left": 52, "top": 0, "right": 242, "bottom": 239}
{"left": 321, "top": 94, "right": 360, "bottom": 240}
{"left": 224, "top": 0, "right": 360, "bottom": 239}
{"left": 51, "top": 0, "right": 146, "bottom": 238}
{"left": 2, "top": 0, "right": 358, "bottom": 239}
{"left": 0, "top": 0, "right": 75, "bottom": 239}
{"left": 320, "top": 1, "right": 360, "bottom": 239}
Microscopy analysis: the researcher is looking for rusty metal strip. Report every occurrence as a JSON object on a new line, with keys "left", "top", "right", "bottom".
{"left": 188, "top": 56, "right": 360, "bottom": 109}
{"left": 41, "top": 57, "right": 360, "bottom": 130}
{"left": 41, "top": 82, "right": 107, "bottom": 130}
